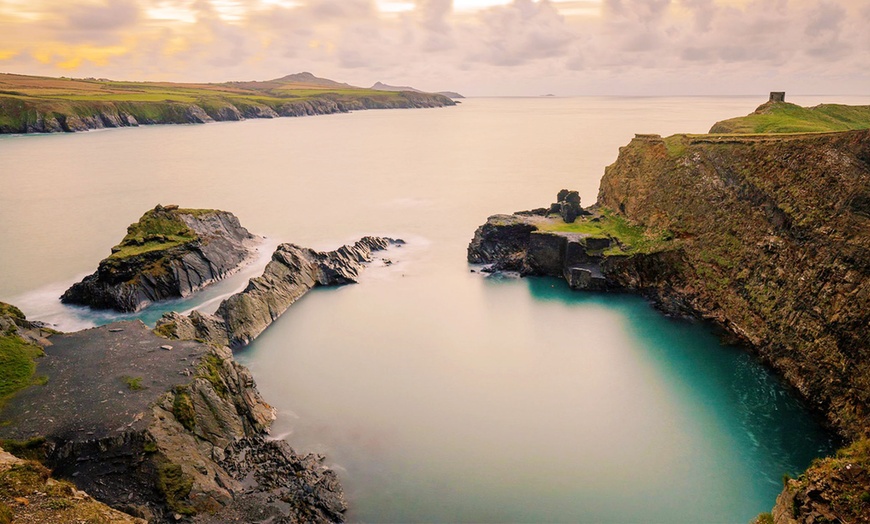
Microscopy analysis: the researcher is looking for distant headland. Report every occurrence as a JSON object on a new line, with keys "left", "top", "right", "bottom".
{"left": 0, "top": 71, "right": 456, "bottom": 134}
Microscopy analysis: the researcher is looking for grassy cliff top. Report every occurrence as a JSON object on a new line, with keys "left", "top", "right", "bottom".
{"left": 109, "top": 205, "right": 216, "bottom": 260}
{"left": 0, "top": 72, "right": 409, "bottom": 105}
{"left": 709, "top": 101, "right": 870, "bottom": 134}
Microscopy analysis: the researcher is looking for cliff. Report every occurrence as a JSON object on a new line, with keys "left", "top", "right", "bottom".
{"left": 469, "top": 126, "right": 870, "bottom": 522}
{"left": 596, "top": 131, "right": 870, "bottom": 439}
{"left": 61, "top": 205, "right": 259, "bottom": 312}
{"left": 0, "top": 72, "right": 456, "bottom": 135}
{"left": 1, "top": 445, "right": 145, "bottom": 524}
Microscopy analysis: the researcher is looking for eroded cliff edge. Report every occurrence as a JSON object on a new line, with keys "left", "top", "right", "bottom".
{"left": 469, "top": 130, "right": 870, "bottom": 522}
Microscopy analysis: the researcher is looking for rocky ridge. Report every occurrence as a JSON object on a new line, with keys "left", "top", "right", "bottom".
{"left": 61, "top": 205, "right": 260, "bottom": 313}
{"left": 157, "top": 236, "right": 401, "bottom": 348}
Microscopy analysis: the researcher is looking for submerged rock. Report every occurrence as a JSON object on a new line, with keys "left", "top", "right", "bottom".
{"left": 61, "top": 205, "right": 260, "bottom": 312}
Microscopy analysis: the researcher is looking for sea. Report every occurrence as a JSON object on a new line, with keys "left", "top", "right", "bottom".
{"left": 3, "top": 95, "right": 867, "bottom": 522}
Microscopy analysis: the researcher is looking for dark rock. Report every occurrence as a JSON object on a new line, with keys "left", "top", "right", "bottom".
{"left": 217, "top": 236, "right": 400, "bottom": 347}
{"left": 61, "top": 206, "right": 260, "bottom": 312}
{"left": 524, "top": 232, "right": 567, "bottom": 277}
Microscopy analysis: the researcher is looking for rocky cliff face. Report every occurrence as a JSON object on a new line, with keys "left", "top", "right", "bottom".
{"left": 1, "top": 92, "right": 455, "bottom": 134}
{"left": 469, "top": 129, "right": 870, "bottom": 522}
{"left": 61, "top": 205, "right": 259, "bottom": 312}
{"left": 597, "top": 131, "right": 870, "bottom": 439}
{"left": 1, "top": 445, "right": 145, "bottom": 524}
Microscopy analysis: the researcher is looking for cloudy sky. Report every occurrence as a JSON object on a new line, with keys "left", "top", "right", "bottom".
{"left": 0, "top": 0, "right": 867, "bottom": 95}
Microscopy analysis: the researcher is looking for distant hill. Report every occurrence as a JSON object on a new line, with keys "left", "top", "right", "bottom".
{"left": 371, "top": 81, "right": 464, "bottom": 99}
{"left": 371, "top": 81, "right": 421, "bottom": 93}
{"left": 227, "top": 72, "right": 359, "bottom": 92}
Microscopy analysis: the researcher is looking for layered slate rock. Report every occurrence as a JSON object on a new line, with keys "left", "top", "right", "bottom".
{"left": 156, "top": 236, "right": 401, "bottom": 347}
{"left": 0, "top": 315, "right": 345, "bottom": 523}
{"left": 61, "top": 205, "right": 259, "bottom": 312}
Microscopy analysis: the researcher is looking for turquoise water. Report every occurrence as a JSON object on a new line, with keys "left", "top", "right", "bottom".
{"left": 0, "top": 96, "right": 855, "bottom": 522}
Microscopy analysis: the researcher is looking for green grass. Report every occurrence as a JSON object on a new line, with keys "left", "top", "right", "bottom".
{"left": 537, "top": 210, "right": 672, "bottom": 254}
{"left": 121, "top": 376, "right": 144, "bottom": 391}
{"left": 710, "top": 102, "right": 870, "bottom": 134}
{"left": 0, "top": 303, "right": 24, "bottom": 322}
{"left": 155, "top": 462, "right": 195, "bottom": 516}
{"left": 0, "top": 437, "right": 46, "bottom": 461}
{"left": 0, "top": 335, "right": 44, "bottom": 406}
{"left": 108, "top": 207, "right": 199, "bottom": 260}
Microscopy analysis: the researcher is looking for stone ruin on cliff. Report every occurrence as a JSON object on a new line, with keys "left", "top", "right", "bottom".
{"left": 550, "top": 189, "right": 583, "bottom": 223}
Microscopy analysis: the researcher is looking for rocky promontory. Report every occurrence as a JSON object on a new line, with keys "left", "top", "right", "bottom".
{"left": 2, "top": 232, "right": 400, "bottom": 523}
{"left": 157, "top": 236, "right": 401, "bottom": 347}
{"left": 61, "top": 205, "right": 259, "bottom": 312}
{"left": 470, "top": 126, "right": 870, "bottom": 522}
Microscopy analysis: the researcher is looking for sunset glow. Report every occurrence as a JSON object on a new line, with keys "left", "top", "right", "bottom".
{"left": 0, "top": 0, "right": 866, "bottom": 95}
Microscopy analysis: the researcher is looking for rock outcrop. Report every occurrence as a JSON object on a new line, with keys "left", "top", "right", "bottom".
{"left": 61, "top": 205, "right": 259, "bottom": 312}
{"left": 0, "top": 317, "right": 346, "bottom": 523}
{"left": 157, "top": 236, "right": 401, "bottom": 347}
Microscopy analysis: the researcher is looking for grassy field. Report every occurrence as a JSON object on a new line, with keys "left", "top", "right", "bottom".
{"left": 710, "top": 101, "right": 870, "bottom": 134}
{"left": 0, "top": 72, "right": 406, "bottom": 102}
{"left": 536, "top": 210, "right": 674, "bottom": 254}
{"left": 0, "top": 335, "right": 44, "bottom": 407}
{"left": 107, "top": 207, "right": 218, "bottom": 260}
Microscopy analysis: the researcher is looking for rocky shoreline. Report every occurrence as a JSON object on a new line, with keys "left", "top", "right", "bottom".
{"left": 4, "top": 91, "right": 455, "bottom": 135}
{"left": 1, "top": 232, "right": 401, "bottom": 523}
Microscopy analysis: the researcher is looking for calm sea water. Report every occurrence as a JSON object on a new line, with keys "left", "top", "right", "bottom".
{"left": 2, "top": 96, "right": 863, "bottom": 522}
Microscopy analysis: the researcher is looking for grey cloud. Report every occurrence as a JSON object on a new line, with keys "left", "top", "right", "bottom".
{"left": 805, "top": 1, "right": 846, "bottom": 36}
{"left": 51, "top": 0, "right": 141, "bottom": 43}
{"left": 308, "top": 0, "right": 375, "bottom": 20}
{"left": 466, "top": 0, "right": 576, "bottom": 66}
{"left": 63, "top": 0, "right": 140, "bottom": 31}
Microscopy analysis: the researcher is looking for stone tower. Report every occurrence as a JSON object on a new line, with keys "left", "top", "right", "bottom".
{"left": 769, "top": 92, "right": 785, "bottom": 102}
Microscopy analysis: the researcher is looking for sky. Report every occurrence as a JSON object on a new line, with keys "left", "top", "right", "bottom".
{"left": 0, "top": 0, "right": 867, "bottom": 95}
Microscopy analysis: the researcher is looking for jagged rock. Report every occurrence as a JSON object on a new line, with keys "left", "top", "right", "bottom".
{"left": 241, "top": 105, "right": 279, "bottom": 119}
{"left": 213, "top": 105, "right": 243, "bottom": 121}
{"left": 0, "top": 316, "right": 343, "bottom": 523}
{"left": 61, "top": 205, "right": 260, "bottom": 312}
{"left": 156, "top": 311, "right": 229, "bottom": 347}
{"left": 218, "top": 236, "right": 399, "bottom": 347}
